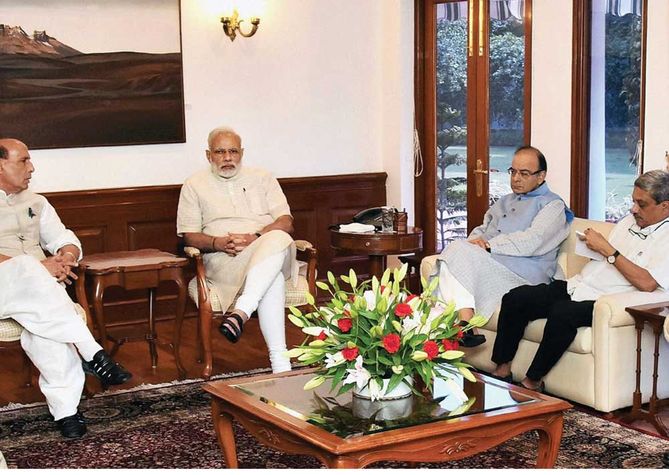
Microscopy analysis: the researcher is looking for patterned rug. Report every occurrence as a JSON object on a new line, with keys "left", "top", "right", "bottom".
{"left": 1, "top": 371, "right": 668, "bottom": 469}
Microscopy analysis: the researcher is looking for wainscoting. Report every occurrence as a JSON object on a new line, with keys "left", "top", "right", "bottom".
{"left": 44, "top": 172, "right": 386, "bottom": 326}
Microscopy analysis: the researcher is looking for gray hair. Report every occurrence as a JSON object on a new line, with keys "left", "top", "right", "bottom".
{"left": 207, "top": 127, "right": 241, "bottom": 149}
{"left": 635, "top": 170, "right": 669, "bottom": 204}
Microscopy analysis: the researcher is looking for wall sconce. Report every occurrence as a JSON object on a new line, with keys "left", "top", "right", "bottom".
{"left": 221, "top": 9, "right": 260, "bottom": 41}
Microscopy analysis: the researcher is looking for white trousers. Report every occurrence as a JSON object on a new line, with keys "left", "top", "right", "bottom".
{"left": 234, "top": 249, "right": 291, "bottom": 373}
{"left": 0, "top": 255, "right": 102, "bottom": 420}
{"left": 438, "top": 262, "right": 476, "bottom": 312}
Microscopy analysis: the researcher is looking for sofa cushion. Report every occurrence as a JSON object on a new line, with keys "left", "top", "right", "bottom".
{"left": 484, "top": 309, "right": 592, "bottom": 354}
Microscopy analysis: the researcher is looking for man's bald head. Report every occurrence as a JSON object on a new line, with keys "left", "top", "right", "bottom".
{"left": 0, "top": 138, "right": 34, "bottom": 194}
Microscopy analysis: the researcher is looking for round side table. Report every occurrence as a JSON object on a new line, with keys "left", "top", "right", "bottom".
{"left": 330, "top": 227, "right": 423, "bottom": 278}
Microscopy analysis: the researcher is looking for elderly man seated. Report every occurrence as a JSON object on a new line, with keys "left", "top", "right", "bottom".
{"left": 0, "top": 139, "right": 132, "bottom": 438}
{"left": 431, "top": 146, "right": 572, "bottom": 347}
{"left": 177, "top": 127, "right": 297, "bottom": 374}
{"left": 491, "top": 170, "right": 669, "bottom": 392}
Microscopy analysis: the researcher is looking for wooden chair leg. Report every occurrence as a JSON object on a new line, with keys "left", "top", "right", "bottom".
{"left": 22, "top": 351, "right": 33, "bottom": 387}
{"left": 201, "top": 307, "right": 214, "bottom": 380}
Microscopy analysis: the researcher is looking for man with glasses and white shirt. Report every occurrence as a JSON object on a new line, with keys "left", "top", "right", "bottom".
{"left": 430, "top": 145, "right": 573, "bottom": 347}
{"left": 177, "top": 127, "right": 296, "bottom": 374}
{"left": 491, "top": 169, "right": 669, "bottom": 392}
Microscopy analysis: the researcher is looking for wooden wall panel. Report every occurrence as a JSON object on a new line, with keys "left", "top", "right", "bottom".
{"left": 44, "top": 172, "right": 386, "bottom": 326}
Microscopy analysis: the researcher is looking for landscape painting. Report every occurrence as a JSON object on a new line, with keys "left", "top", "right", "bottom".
{"left": 0, "top": 0, "right": 185, "bottom": 149}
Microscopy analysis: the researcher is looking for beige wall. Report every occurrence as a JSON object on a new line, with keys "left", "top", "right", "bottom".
{"left": 28, "top": 0, "right": 414, "bottom": 205}
{"left": 22, "top": 0, "right": 669, "bottom": 212}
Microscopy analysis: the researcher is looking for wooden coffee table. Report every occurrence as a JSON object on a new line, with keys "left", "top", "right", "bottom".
{"left": 203, "top": 367, "right": 571, "bottom": 468}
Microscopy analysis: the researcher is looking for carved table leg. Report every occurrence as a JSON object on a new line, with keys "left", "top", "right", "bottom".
{"left": 535, "top": 415, "right": 564, "bottom": 468}
{"left": 211, "top": 399, "right": 238, "bottom": 468}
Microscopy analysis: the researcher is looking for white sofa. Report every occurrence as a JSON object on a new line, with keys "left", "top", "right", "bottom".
{"left": 421, "top": 217, "right": 669, "bottom": 412}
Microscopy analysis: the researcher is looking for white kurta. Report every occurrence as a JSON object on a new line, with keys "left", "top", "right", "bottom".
{"left": 0, "top": 190, "right": 93, "bottom": 420}
{"left": 177, "top": 166, "right": 298, "bottom": 313}
{"left": 435, "top": 199, "right": 570, "bottom": 318}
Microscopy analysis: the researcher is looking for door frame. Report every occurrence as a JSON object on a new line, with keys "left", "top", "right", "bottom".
{"left": 414, "top": 0, "right": 533, "bottom": 254}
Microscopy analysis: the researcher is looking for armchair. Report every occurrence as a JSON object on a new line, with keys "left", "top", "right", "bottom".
{"left": 183, "top": 239, "right": 317, "bottom": 379}
{"left": 421, "top": 217, "right": 669, "bottom": 412}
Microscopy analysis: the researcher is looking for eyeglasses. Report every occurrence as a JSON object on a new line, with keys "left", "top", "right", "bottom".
{"left": 210, "top": 148, "right": 241, "bottom": 157}
{"left": 628, "top": 219, "right": 669, "bottom": 240}
{"left": 507, "top": 167, "right": 543, "bottom": 178}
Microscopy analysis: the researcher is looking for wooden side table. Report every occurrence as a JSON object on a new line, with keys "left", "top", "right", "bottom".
{"left": 622, "top": 301, "right": 669, "bottom": 436}
{"left": 330, "top": 227, "right": 423, "bottom": 278}
{"left": 75, "top": 249, "right": 188, "bottom": 378}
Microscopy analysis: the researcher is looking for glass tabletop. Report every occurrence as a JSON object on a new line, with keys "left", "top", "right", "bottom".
{"left": 232, "top": 368, "right": 536, "bottom": 439}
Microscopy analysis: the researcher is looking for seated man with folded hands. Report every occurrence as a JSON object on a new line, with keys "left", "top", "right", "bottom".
{"left": 0, "top": 138, "right": 132, "bottom": 439}
{"left": 177, "top": 127, "right": 298, "bottom": 374}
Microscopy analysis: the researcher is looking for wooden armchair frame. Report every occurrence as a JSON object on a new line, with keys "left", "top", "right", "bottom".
{"left": 183, "top": 240, "right": 317, "bottom": 379}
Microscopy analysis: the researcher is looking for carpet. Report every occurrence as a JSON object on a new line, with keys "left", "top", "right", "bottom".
{"left": 1, "top": 371, "right": 668, "bottom": 469}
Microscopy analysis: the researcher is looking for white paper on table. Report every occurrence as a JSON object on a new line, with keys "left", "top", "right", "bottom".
{"left": 338, "top": 223, "right": 376, "bottom": 233}
{"left": 574, "top": 237, "right": 605, "bottom": 261}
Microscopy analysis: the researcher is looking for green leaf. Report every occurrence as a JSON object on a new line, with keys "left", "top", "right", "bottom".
{"left": 306, "top": 293, "right": 315, "bottom": 306}
{"left": 316, "top": 281, "right": 330, "bottom": 291}
{"left": 396, "top": 262, "right": 408, "bottom": 282}
{"left": 327, "top": 271, "right": 336, "bottom": 286}
{"left": 459, "top": 366, "right": 476, "bottom": 382}
{"left": 289, "top": 306, "right": 303, "bottom": 317}
{"left": 440, "top": 350, "right": 465, "bottom": 360}
{"left": 341, "top": 275, "right": 350, "bottom": 284}
{"left": 448, "top": 397, "right": 476, "bottom": 417}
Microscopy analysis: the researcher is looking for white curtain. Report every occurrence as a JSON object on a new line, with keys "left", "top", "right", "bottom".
{"left": 607, "top": 0, "right": 643, "bottom": 16}
{"left": 437, "top": 1, "right": 524, "bottom": 22}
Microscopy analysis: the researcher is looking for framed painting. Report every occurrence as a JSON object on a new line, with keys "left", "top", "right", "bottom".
{"left": 0, "top": 0, "right": 185, "bottom": 149}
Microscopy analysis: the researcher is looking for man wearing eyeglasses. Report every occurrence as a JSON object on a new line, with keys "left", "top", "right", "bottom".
{"left": 491, "top": 170, "right": 669, "bottom": 392}
{"left": 177, "top": 127, "right": 296, "bottom": 374}
{"left": 432, "top": 145, "right": 573, "bottom": 347}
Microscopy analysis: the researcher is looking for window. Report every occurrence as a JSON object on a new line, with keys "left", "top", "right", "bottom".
{"left": 572, "top": 0, "right": 646, "bottom": 221}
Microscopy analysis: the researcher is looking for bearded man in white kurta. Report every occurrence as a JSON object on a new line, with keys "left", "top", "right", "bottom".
{"left": 0, "top": 138, "right": 132, "bottom": 439}
{"left": 177, "top": 127, "right": 296, "bottom": 373}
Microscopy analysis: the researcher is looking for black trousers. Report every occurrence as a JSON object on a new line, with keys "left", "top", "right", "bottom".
{"left": 491, "top": 280, "right": 595, "bottom": 381}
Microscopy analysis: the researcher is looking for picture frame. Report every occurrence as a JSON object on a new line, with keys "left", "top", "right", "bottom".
{"left": 0, "top": 0, "right": 185, "bottom": 149}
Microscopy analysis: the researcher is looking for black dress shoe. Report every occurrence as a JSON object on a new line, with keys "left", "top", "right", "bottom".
{"left": 83, "top": 350, "right": 133, "bottom": 387}
{"left": 460, "top": 328, "right": 486, "bottom": 348}
{"left": 56, "top": 411, "right": 87, "bottom": 439}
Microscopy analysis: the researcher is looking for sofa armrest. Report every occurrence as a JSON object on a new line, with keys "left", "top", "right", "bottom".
{"left": 593, "top": 290, "right": 669, "bottom": 329}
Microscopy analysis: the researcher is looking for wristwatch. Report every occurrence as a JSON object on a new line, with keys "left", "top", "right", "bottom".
{"left": 606, "top": 249, "right": 620, "bottom": 264}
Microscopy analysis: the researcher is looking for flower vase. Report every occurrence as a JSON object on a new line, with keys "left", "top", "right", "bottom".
{"left": 352, "top": 376, "right": 414, "bottom": 401}
{"left": 352, "top": 394, "right": 414, "bottom": 421}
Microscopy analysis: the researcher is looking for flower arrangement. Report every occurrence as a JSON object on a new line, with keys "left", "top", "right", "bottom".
{"left": 285, "top": 264, "right": 486, "bottom": 401}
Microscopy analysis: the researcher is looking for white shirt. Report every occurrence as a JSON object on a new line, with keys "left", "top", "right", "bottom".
{"left": 567, "top": 214, "right": 669, "bottom": 301}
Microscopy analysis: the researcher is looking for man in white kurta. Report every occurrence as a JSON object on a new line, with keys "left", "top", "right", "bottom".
{"left": 177, "top": 127, "right": 296, "bottom": 373}
{"left": 0, "top": 138, "right": 132, "bottom": 439}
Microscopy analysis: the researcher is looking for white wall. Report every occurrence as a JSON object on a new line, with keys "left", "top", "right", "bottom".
{"left": 28, "top": 0, "right": 412, "bottom": 196}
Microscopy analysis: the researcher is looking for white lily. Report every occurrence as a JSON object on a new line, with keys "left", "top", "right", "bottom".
{"left": 363, "top": 290, "right": 376, "bottom": 311}
{"left": 342, "top": 355, "right": 371, "bottom": 390}
{"left": 368, "top": 378, "right": 383, "bottom": 401}
{"left": 324, "top": 351, "right": 346, "bottom": 368}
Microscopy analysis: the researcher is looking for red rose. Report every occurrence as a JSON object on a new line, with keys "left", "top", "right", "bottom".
{"left": 405, "top": 294, "right": 418, "bottom": 303}
{"left": 394, "top": 303, "right": 413, "bottom": 318}
{"left": 423, "top": 340, "right": 439, "bottom": 360}
{"left": 442, "top": 339, "right": 459, "bottom": 351}
{"left": 337, "top": 318, "right": 353, "bottom": 333}
{"left": 382, "top": 333, "right": 401, "bottom": 354}
{"left": 317, "top": 331, "right": 327, "bottom": 341}
{"left": 455, "top": 326, "right": 464, "bottom": 339}
{"left": 342, "top": 346, "right": 359, "bottom": 361}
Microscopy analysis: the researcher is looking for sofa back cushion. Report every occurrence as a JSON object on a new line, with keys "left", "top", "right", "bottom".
{"left": 557, "top": 217, "right": 616, "bottom": 279}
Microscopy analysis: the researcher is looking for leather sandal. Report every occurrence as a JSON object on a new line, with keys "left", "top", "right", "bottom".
{"left": 460, "top": 328, "right": 486, "bottom": 348}
{"left": 219, "top": 313, "right": 245, "bottom": 343}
